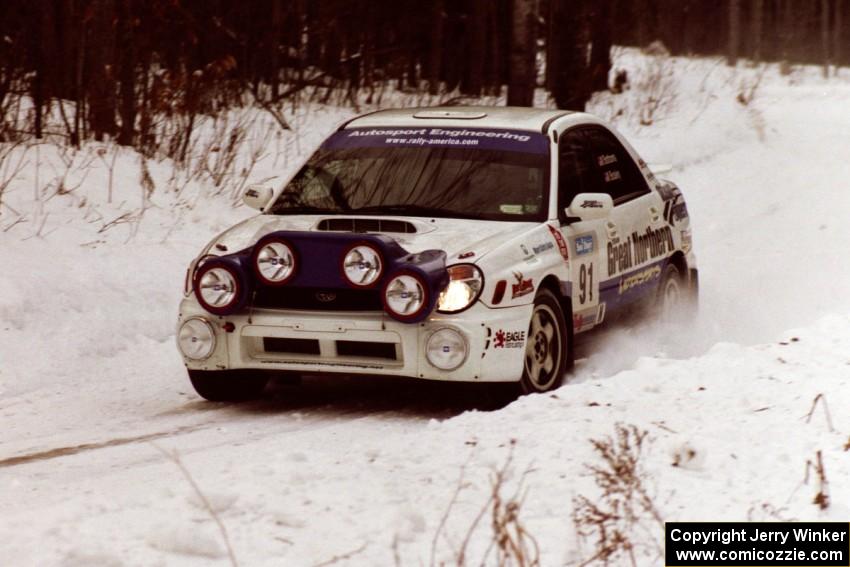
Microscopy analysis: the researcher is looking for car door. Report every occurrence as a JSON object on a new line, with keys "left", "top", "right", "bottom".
{"left": 580, "top": 126, "right": 662, "bottom": 314}
{"left": 555, "top": 129, "right": 604, "bottom": 333}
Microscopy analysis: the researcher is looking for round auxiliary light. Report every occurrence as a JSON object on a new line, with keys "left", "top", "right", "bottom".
{"left": 426, "top": 327, "right": 469, "bottom": 371}
{"left": 342, "top": 244, "right": 383, "bottom": 287}
{"left": 194, "top": 264, "right": 240, "bottom": 315}
{"left": 254, "top": 239, "right": 296, "bottom": 285}
{"left": 383, "top": 273, "right": 427, "bottom": 321}
{"left": 177, "top": 317, "right": 216, "bottom": 361}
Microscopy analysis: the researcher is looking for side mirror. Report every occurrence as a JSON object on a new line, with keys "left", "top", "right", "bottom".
{"left": 565, "top": 193, "right": 614, "bottom": 222}
{"left": 242, "top": 185, "right": 274, "bottom": 211}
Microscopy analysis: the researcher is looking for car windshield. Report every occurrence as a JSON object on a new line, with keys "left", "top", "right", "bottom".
{"left": 268, "top": 127, "right": 550, "bottom": 222}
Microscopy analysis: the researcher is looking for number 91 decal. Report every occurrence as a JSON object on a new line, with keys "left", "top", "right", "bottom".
{"left": 578, "top": 263, "right": 593, "bottom": 305}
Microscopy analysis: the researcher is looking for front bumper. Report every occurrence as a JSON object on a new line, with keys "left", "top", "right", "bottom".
{"left": 177, "top": 298, "right": 533, "bottom": 383}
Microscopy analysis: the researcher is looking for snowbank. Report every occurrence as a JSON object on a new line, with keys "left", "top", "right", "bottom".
{"left": 1, "top": 50, "right": 850, "bottom": 566}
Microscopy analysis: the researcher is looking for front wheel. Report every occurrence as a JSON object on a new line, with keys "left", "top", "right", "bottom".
{"left": 187, "top": 369, "right": 269, "bottom": 402}
{"left": 520, "top": 289, "right": 573, "bottom": 394}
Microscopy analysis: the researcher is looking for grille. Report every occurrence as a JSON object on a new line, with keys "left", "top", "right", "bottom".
{"left": 263, "top": 337, "right": 321, "bottom": 355}
{"left": 316, "top": 218, "right": 417, "bottom": 234}
{"left": 253, "top": 287, "right": 383, "bottom": 312}
{"left": 336, "top": 340, "right": 397, "bottom": 360}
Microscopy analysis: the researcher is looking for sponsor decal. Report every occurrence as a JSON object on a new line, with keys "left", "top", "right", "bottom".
{"left": 532, "top": 241, "right": 554, "bottom": 254}
{"left": 573, "top": 311, "right": 598, "bottom": 331}
{"left": 494, "top": 329, "right": 526, "bottom": 349}
{"left": 575, "top": 234, "right": 594, "bottom": 256}
{"left": 618, "top": 265, "right": 662, "bottom": 295}
{"left": 604, "top": 170, "right": 622, "bottom": 183}
{"left": 547, "top": 225, "right": 569, "bottom": 262}
{"left": 245, "top": 188, "right": 259, "bottom": 198}
{"left": 580, "top": 199, "right": 604, "bottom": 209}
{"left": 458, "top": 251, "right": 476, "bottom": 259}
{"left": 607, "top": 225, "right": 675, "bottom": 276}
{"left": 322, "top": 127, "right": 549, "bottom": 154}
{"left": 511, "top": 272, "right": 534, "bottom": 299}
{"left": 519, "top": 243, "right": 537, "bottom": 264}
{"left": 681, "top": 229, "right": 693, "bottom": 254}
{"left": 657, "top": 182, "right": 682, "bottom": 202}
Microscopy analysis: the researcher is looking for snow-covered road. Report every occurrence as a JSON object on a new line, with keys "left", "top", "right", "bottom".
{"left": 2, "top": 55, "right": 850, "bottom": 566}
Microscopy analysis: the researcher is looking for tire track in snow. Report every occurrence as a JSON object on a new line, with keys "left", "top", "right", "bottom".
{"left": 0, "top": 424, "right": 207, "bottom": 468}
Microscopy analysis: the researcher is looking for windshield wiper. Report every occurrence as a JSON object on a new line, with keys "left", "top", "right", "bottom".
{"left": 352, "top": 204, "right": 487, "bottom": 220}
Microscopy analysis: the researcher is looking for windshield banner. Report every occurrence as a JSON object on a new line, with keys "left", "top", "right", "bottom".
{"left": 323, "top": 127, "right": 549, "bottom": 154}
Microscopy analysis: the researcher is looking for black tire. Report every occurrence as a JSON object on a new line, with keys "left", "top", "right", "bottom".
{"left": 520, "top": 288, "right": 573, "bottom": 394}
{"left": 187, "top": 369, "right": 269, "bottom": 402}
{"left": 657, "top": 263, "right": 692, "bottom": 324}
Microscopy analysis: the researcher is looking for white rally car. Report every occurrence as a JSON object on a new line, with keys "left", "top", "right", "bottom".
{"left": 176, "top": 106, "right": 697, "bottom": 401}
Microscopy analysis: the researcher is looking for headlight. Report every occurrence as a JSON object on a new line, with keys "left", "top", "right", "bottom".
{"left": 194, "top": 264, "right": 241, "bottom": 314}
{"left": 437, "top": 264, "right": 483, "bottom": 313}
{"left": 383, "top": 272, "right": 427, "bottom": 321}
{"left": 177, "top": 317, "right": 216, "bottom": 360}
{"left": 342, "top": 244, "right": 383, "bottom": 287}
{"left": 254, "top": 239, "right": 296, "bottom": 285}
{"left": 425, "top": 327, "right": 468, "bottom": 370}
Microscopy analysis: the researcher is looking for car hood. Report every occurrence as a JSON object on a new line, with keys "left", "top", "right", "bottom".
{"left": 202, "top": 214, "right": 538, "bottom": 262}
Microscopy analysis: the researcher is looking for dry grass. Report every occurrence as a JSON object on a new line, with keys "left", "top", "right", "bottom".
{"left": 573, "top": 424, "right": 662, "bottom": 567}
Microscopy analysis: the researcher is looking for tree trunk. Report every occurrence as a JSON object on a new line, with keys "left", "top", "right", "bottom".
{"left": 270, "top": 0, "right": 282, "bottom": 99}
{"left": 589, "top": 0, "right": 612, "bottom": 92}
{"left": 751, "top": 0, "right": 764, "bottom": 60}
{"left": 782, "top": 0, "right": 796, "bottom": 63}
{"left": 117, "top": 0, "right": 135, "bottom": 146}
{"left": 428, "top": 0, "right": 444, "bottom": 95}
{"left": 727, "top": 0, "right": 741, "bottom": 65}
{"left": 822, "top": 0, "right": 832, "bottom": 76}
{"left": 464, "top": 0, "right": 487, "bottom": 95}
{"left": 87, "top": 0, "right": 117, "bottom": 140}
{"left": 507, "top": 0, "right": 535, "bottom": 106}
{"left": 835, "top": 0, "right": 845, "bottom": 67}
{"left": 549, "top": 0, "right": 592, "bottom": 110}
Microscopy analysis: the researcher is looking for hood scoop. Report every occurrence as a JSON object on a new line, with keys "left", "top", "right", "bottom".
{"left": 316, "top": 218, "right": 419, "bottom": 234}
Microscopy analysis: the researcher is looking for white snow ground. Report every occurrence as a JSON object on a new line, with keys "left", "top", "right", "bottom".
{"left": 2, "top": 51, "right": 850, "bottom": 566}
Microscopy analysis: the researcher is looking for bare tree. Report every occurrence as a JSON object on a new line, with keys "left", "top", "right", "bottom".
{"left": 727, "top": 0, "right": 741, "bottom": 65}
{"left": 507, "top": 0, "right": 535, "bottom": 106}
{"left": 835, "top": 0, "right": 845, "bottom": 70}
{"left": 87, "top": 0, "right": 117, "bottom": 140}
{"left": 822, "top": 0, "right": 832, "bottom": 76}
{"left": 751, "top": 0, "right": 765, "bottom": 61}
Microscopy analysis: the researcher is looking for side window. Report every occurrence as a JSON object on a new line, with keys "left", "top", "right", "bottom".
{"left": 583, "top": 127, "right": 650, "bottom": 204}
{"left": 557, "top": 129, "right": 595, "bottom": 222}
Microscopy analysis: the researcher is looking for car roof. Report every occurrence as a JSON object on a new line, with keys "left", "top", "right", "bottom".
{"left": 342, "top": 106, "right": 595, "bottom": 134}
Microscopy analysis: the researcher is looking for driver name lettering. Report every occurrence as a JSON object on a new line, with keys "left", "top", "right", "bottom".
{"left": 607, "top": 225, "right": 675, "bottom": 275}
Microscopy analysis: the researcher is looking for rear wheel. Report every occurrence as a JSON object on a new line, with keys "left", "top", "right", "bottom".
{"left": 657, "top": 263, "right": 695, "bottom": 324}
{"left": 187, "top": 369, "right": 269, "bottom": 402}
{"left": 520, "top": 289, "right": 573, "bottom": 394}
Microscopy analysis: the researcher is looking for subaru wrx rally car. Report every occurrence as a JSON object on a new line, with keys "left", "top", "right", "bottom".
{"left": 176, "top": 107, "right": 697, "bottom": 401}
